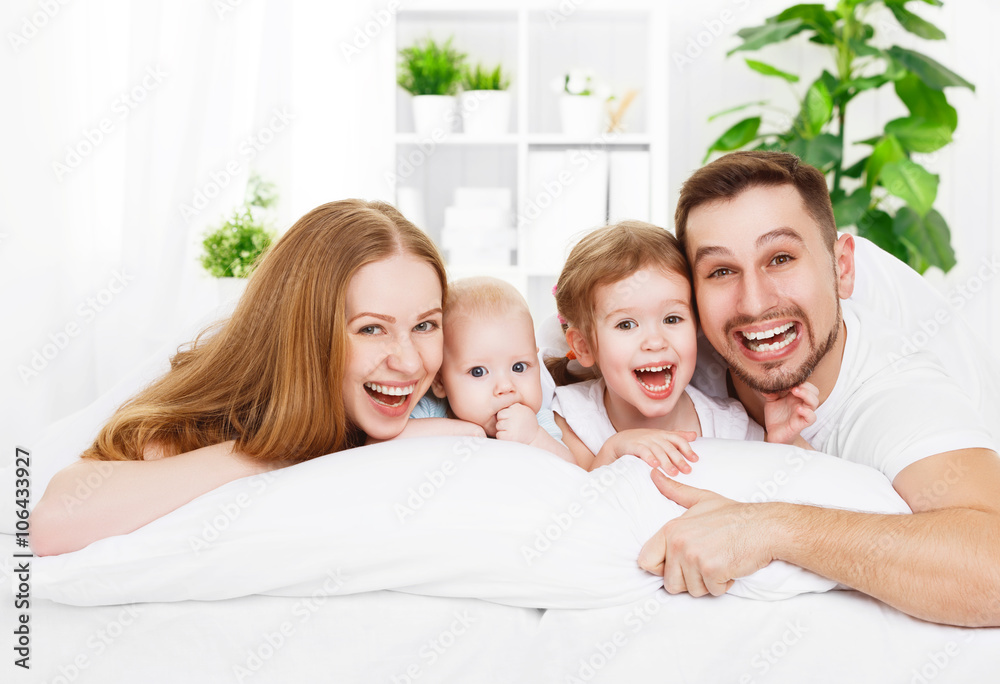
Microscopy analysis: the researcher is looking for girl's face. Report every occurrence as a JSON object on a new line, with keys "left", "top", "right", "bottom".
{"left": 342, "top": 253, "right": 443, "bottom": 441}
{"left": 582, "top": 268, "right": 698, "bottom": 422}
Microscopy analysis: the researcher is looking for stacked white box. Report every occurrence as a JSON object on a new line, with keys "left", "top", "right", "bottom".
{"left": 440, "top": 187, "right": 517, "bottom": 268}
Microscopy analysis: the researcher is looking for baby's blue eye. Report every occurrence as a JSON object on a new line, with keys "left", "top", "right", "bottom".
{"left": 469, "top": 366, "right": 486, "bottom": 378}
{"left": 512, "top": 362, "right": 526, "bottom": 373}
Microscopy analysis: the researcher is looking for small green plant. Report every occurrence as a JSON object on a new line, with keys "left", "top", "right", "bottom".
{"left": 704, "top": 0, "right": 973, "bottom": 274}
{"left": 397, "top": 36, "right": 467, "bottom": 96}
{"left": 462, "top": 63, "right": 510, "bottom": 91}
{"left": 200, "top": 173, "right": 277, "bottom": 278}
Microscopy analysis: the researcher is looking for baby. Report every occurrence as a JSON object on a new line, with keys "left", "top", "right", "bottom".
{"left": 403, "top": 276, "right": 574, "bottom": 464}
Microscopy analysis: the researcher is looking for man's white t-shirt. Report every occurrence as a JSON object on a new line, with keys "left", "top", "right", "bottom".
{"left": 693, "top": 299, "right": 997, "bottom": 482}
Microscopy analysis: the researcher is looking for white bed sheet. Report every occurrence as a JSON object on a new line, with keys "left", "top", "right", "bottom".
{"left": 4, "top": 534, "right": 999, "bottom": 684}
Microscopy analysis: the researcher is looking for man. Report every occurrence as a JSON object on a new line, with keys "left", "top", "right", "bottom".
{"left": 637, "top": 151, "right": 1000, "bottom": 627}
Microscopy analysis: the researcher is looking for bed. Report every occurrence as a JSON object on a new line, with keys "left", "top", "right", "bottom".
{"left": 4, "top": 236, "right": 999, "bottom": 683}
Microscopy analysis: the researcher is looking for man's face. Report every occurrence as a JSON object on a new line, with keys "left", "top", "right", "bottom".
{"left": 684, "top": 184, "right": 853, "bottom": 394}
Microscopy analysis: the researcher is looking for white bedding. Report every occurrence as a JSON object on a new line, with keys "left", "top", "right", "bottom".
{"left": 32, "top": 437, "right": 908, "bottom": 608}
{"left": 5, "top": 532, "right": 998, "bottom": 684}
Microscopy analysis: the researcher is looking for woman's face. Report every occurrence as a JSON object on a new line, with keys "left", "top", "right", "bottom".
{"left": 342, "top": 253, "right": 444, "bottom": 441}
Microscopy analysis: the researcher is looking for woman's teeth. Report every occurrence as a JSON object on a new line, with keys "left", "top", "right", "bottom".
{"left": 741, "top": 322, "right": 797, "bottom": 352}
{"left": 364, "top": 382, "right": 414, "bottom": 407}
{"left": 364, "top": 382, "right": 414, "bottom": 396}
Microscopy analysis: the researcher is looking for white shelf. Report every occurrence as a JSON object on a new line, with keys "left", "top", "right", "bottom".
{"left": 526, "top": 133, "right": 650, "bottom": 146}
{"left": 395, "top": 133, "right": 520, "bottom": 146}
{"left": 388, "top": 4, "right": 668, "bottom": 322}
{"left": 394, "top": 133, "right": 651, "bottom": 146}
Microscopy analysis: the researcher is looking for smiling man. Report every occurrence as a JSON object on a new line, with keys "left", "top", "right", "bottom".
{"left": 637, "top": 150, "right": 1000, "bottom": 627}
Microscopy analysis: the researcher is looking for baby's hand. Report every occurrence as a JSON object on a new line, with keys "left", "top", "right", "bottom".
{"left": 594, "top": 429, "right": 698, "bottom": 474}
{"left": 495, "top": 403, "right": 540, "bottom": 444}
{"left": 763, "top": 381, "right": 819, "bottom": 445}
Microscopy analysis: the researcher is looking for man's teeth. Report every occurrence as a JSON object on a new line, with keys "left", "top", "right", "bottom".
{"left": 742, "top": 325, "right": 798, "bottom": 352}
{"left": 741, "top": 322, "right": 795, "bottom": 341}
{"left": 364, "top": 382, "right": 414, "bottom": 396}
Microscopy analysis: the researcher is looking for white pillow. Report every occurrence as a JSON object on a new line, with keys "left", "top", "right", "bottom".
{"left": 34, "top": 436, "right": 909, "bottom": 607}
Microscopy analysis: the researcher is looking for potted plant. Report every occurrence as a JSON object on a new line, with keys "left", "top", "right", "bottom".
{"left": 703, "top": 0, "right": 972, "bottom": 274}
{"left": 459, "top": 62, "right": 512, "bottom": 137}
{"left": 397, "top": 36, "right": 467, "bottom": 137}
{"left": 551, "top": 68, "right": 611, "bottom": 137}
{"left": 200, "top": 173, "right": 277, "bottom": 302}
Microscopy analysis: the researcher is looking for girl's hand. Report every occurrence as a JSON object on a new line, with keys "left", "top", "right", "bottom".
{"left": 594, "top": 429, "right": 698, "bottom": 474}
{"left": 495, "top": 403, "right": 540, "bottom": 444}
{"left": 763, "top": 381, "right": 819, "bottom": 446}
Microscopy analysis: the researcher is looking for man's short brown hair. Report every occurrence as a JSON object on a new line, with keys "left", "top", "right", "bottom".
{"left": 674, "top": 151, "right": 837, "bottom": 253}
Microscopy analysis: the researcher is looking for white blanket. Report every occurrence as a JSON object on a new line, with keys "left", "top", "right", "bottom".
{"left": 34, "top": 437, "right": 908, "bottom": 607}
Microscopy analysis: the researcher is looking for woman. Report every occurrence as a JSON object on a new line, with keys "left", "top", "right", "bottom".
{"left": 31, "top": 199, "right": 446, "bottom": 555}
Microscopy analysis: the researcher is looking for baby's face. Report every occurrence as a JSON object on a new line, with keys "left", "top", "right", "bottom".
{"left": 435, "top": 310, "right": 542, "bottom": 437}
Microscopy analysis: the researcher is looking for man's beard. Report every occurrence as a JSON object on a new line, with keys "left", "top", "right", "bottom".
{"left": 722, "top": 304, "right": 842, "bottom": 394}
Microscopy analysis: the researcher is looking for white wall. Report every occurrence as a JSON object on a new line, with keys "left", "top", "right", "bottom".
{"left": 3, "top": 0, "right": 998, "bottom": 456}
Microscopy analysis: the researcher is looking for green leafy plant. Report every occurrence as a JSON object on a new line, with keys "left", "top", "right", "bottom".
{"left": 705, "top": 0, "right": 973, "bottom": 274}
{"left": 462, "top": 62, "right": 511, "bottom": 91}
{"left": 397, "top": 36, "right": 467, "bottom": 96}
{"left": 200, "top": 173, "right": 277, "bottom": 278}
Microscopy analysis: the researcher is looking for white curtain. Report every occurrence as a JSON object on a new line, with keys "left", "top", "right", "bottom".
{"left": 1, "top": 0, "right": 292, "bottom": 456}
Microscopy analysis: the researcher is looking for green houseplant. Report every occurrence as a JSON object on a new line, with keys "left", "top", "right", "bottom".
{"left": 704, "top": 0, "right": 973, "bottom": 274}
{"left": 200, "top": 173, "right": 276, "bottom": 281}
{"left": 460, "top": 62, "right": 513, "bottom": 136}
{"left": 398, "top": 36, "right": 467, "bottom": 136}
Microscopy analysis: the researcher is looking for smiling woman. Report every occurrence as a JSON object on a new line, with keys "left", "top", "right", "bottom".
{"left": 29, "top": 199, "right": 447, "bottom": 556}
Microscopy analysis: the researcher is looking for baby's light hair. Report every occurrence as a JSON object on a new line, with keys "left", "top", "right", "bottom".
{"left": 547, "top": 220, "right": 690, "bottom": 385}
{"left": 445, "top": 276, "right": 532, "bottom": 325}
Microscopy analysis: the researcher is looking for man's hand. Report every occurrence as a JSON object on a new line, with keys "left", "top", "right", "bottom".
{"left": 763, "top": 381, "right": 819, "bottom": 445}
{"left": 637, "top": 468, "right": 774, "bottom": 597}
{"left": 594, "top": 429, "right": 698, "bottom": 474}
{"left": 495, "top": 403, "right": 540, "bottom": 444}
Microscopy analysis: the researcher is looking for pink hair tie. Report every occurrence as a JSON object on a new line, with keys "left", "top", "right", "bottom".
{"left": 552, "top": 284, "right": 567, "bottom": 325}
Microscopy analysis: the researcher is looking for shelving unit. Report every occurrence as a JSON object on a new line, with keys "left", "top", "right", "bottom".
{"left": 388, "top": 2, "right": 668, "bottom": 321}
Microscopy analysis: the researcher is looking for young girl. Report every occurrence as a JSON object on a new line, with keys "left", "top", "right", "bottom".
{"left": 547, "top": 221, "right": 816, "bottom": 473}
{"left": 31, "top": 199, "right": 447, "bottom": 555}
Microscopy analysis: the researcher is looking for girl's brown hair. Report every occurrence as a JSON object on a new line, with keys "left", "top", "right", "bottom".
{"left": 546, "top": 221, "right": 690, "bottom": 386}
{"left": 83, "top": 199, "right": 446, "bottom": 464}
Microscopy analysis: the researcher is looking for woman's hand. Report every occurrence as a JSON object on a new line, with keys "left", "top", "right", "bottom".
{"left": 372, "top": 418, "right": 486, "bottom": 444}
{"left": 593, "top": 429, "right": 698, "bottom": 474}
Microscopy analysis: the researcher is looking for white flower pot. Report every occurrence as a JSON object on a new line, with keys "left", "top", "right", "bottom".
{"left": 559, "top": 95, "right": 607, "bottom": 138}
{"left": 460, "top": 90, "right": 512, "bottom": 137}
{"left": 412, "top": 95, "right": 457, "bottom": 137}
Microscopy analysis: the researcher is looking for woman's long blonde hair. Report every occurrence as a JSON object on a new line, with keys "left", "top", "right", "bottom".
{"left": 83, "top": 199, "right": 446, "bottom": 463}
{"left": 546, "top": 221, "right": 690, "bottom": 386}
